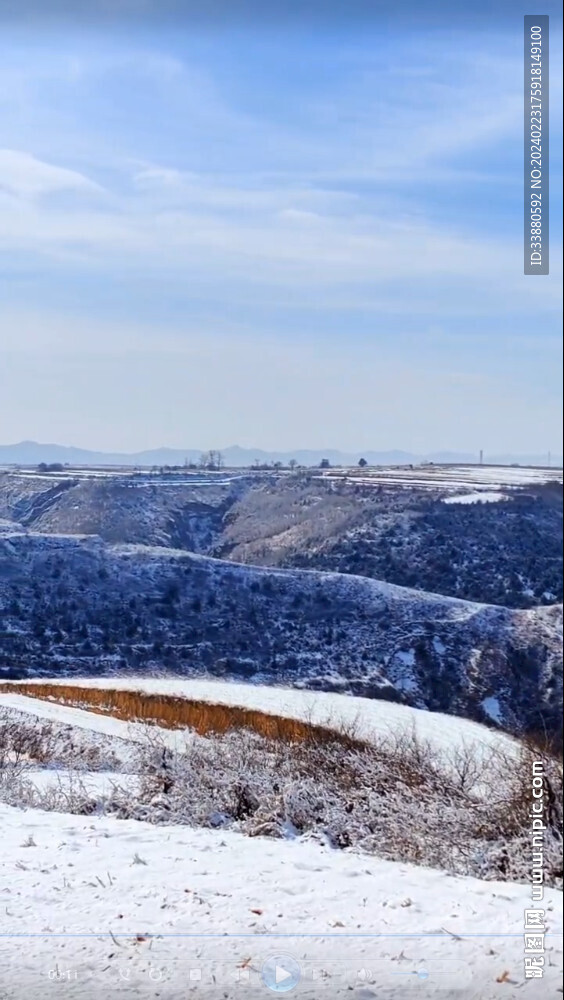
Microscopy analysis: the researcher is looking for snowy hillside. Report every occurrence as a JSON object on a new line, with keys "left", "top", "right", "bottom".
{"left": 0, "top": 529, "right": 561, "bottom": 739}
{"left": 217, "top": 478, "right": 563, "bottom": 609}
{"left": 0, "top": 472, "right": 242, "bottom": 553}
{"left": 0, "top": 678, "right": 520, "bottom": 762}
{"left": 1, "top": 469, "right": 561, "bottom": 609}
{"left": 2, "top": 679, "right": 561, "bottom": 880}
{"left": 0, "top": 802, "right": 561, "bottom": 999}
{"left": 1, "top": 677, "right": 562, "bottom": 999}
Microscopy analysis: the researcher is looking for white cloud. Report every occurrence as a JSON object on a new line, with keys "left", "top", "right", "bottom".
{"left": 0, "top": 149, "right": 103, "bottom": 199}
{"left": 0, "top": 171, "right": 560, "bottom": 320}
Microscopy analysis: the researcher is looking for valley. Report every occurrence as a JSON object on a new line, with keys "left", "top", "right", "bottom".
{"left": 0, "top": 463, "right": 562, "bottom": 741}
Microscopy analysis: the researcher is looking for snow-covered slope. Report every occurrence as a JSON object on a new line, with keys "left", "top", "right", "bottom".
{"left": 2, "top": 468, "right": 562, "bottom": 610}
{"left": 0, "top": 804, "right": 561, "bottom": 1000}
{"left": 321, "top": 464, "right": 563, "bottom": 489}
{"left": 0, "top": 530, "right": 561, "bottom": 738}
{"left": 0, "top": 692, "right": 196, "bottom": 755}
{"left": 0, "top": 678, "right": 519, "bottom": 762}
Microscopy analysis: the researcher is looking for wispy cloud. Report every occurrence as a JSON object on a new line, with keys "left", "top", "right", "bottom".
{"left": 0, "top": 149, "right": 103, "bottom": 199}
{"left": 0, "top": 154, "right": 560, "bottom": 322}
{"left": 0, "top": 20, "right": 561, "bottom": 452}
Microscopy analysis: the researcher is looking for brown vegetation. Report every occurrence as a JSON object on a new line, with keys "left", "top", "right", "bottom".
{"left": 0, "top": 681, "right": 368, "bottom": 750}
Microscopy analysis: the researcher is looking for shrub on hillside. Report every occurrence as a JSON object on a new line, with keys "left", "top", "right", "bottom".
{"left": 1, "top": 710, "right": 561, "bottom": 887}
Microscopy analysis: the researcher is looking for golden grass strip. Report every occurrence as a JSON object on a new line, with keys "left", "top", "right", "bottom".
{"left": 0, "top": 681, "right": 368, "bottom": 750}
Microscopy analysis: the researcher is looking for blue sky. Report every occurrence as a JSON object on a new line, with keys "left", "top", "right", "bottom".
{"left": 0, "top": 1, "right": 562, "bottom": 455}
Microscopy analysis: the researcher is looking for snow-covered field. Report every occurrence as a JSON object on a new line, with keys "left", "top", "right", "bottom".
{"left": 0, "top": 468, "right": 245, "bottom": 486}
{"left": 0, "top": 678, "right": 520, "bottom": 763}
{"left": 321, "top": 465, "right": 562, "bottom": 494}
{"left": 3, "top": 463, "right": 561, "bottom": 496}
{"left": 443, "top": 492, "right": 508, "bottom": 506}
{"left": 0, "top": 801, "right": 561, "bottom": 1000}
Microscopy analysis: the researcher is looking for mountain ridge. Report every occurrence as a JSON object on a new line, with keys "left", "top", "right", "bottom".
{"left": 1, "top": 440, "right": 561, "bottom": 469}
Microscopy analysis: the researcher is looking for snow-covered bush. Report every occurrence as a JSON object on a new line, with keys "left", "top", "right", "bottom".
{"left": 1, "top": 711, "right": 561, "bottom": 887}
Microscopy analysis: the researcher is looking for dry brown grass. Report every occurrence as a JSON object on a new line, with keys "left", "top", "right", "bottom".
{"left": 0, "top": 681, "right": 367, "bottom": 751}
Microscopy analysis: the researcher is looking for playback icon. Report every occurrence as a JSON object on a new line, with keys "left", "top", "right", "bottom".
{"left": 261, "top": 955, "right": 301, "bottom": 993}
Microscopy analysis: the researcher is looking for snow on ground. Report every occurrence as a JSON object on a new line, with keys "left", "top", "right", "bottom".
{"left": 0, "top": 802, "right": 561, "bottom": 1000}
{"left": 21, "top": 769, "right": 140, "bottom": 796}
{"left": 0, "top": 693, "right": 195, "bottom": 754}
{"left": 0, "top": 679, "right": 519, "bottom": 763}
{"left": 4, "top": 470, "right": 245, "bottom": 486}
{"left": 321, "top": 465, "right": 562, "bottom": 492}
{"left": 480, "top": 698, "right": 504, "bottom": 725}
{"left": 443, "top": 493, "right": 508, "bottom": 506}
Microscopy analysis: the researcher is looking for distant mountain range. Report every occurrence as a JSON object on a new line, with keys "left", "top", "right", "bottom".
{"left": 0, "top": 440, "right": 561, "bottom": 469}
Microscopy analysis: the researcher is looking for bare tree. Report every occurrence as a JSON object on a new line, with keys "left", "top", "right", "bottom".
{"left": 199, "top": 450, "right": 224, "bottom": 470}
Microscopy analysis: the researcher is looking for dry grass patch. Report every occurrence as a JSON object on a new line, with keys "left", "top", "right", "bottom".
{"left": 0, "top": 681, "right": 368, "bottom": 750}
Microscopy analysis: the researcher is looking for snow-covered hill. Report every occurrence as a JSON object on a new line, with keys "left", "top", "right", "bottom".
{"left": 0, "top": 529, "right": 561, "bottom": 739}
{"left": 2, "top": 679, "right": 562, "bottom": 999}
{"left": 0, "top": 802, "right": 561, "bottom": 999}
{"left": 1, "top": 469, "right": 562, "bottom": 609}
{"left": 216, "top": 477, "right": 563, "bottom": 609}
{"left": 0, "top": 678, "right": 519, "bottom": 763}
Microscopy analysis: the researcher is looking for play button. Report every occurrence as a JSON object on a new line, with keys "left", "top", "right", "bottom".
{"left": 261, "top": 955, "right": 301, "bottom": 992}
